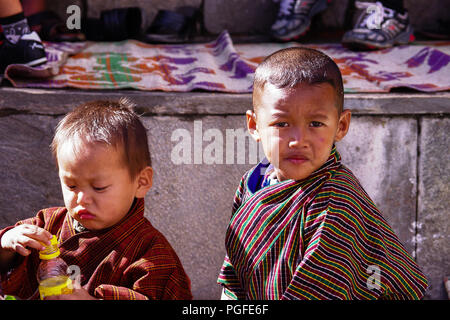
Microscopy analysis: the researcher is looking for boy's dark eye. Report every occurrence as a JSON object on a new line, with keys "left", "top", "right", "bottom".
{"left": 93, "top": 186, "right": 107, "bottom": 192}
{"left": 67, "top": 185, "right": 76, "bottom": 190}
{"left": 310, "top": 121, "right": 323, "bottom": 127}
{"left": 274, "top": 122, "right": 289, "bottom": 128}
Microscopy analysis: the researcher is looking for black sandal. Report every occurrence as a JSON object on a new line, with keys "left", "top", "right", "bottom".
{"left": 81, "top": 7, "right": 142, "bottom": 41}
{"left": 144, "top": 6, "right": 199, "bottom": 44}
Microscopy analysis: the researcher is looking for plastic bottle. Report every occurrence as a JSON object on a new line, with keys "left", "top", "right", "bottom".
{"left": 37, "top": 235, "right": 73, "bottom": 300}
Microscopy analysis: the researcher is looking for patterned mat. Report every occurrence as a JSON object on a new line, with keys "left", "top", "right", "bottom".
{"left": 3, "top": 31, "right": 449, "bottom": 93}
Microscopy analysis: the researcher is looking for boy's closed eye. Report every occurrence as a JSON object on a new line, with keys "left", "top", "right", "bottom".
{"left": 93, "top": 185, "right": 109, "bottom": 192}
{"left": 65, "top": 184, "right": 109, "bottom": 192}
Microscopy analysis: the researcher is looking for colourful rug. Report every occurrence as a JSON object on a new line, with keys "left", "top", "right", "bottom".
{"left": 3, "top": 31, "right": 449, "bottom": 93}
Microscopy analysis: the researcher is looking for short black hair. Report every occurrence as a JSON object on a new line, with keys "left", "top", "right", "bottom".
{"left": 51, "top": 98, "right": 151, "bottom": 179}
{"left": 253, "top": 47, "right": 344, "bottom": 114}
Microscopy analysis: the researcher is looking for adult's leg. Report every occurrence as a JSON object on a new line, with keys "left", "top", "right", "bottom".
{"left": 0, "top": 0, "right": 22, "bottom": 17}
{"left": 21, "top": 0, "right": 47, "bottom": 17}
{"left": 379, "top": 0, "right": 406, "bottom": 14}
{"left": 0, "top": 0, "right": 30, "bottom": 43}
{"left": 0, "top": 0, "right": 46, "bottom": 71}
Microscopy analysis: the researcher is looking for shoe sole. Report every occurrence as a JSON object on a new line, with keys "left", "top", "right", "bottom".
{"left": 277, "top": 26, "right": 311, "bottom": 42}
{"left": 25, "top": 56, "right": 47, "bottom": 67}
{"left": 343, "top": 33, "right": 415, "bottom": 50}
{"left": 1, "top": 56, "right": 47, "bottom": 73}
{"left": 342, "top": 27, "right": 415, "bottom": 50}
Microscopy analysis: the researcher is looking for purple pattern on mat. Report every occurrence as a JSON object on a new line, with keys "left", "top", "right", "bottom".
{"left": 3, "top": 33, "right": 449, "bottom": 93}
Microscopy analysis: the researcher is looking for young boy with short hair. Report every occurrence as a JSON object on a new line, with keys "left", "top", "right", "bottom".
{"left": 0, "top": 99, "right": 192, "bottom": 300}
{"left": 218, "top": 47, "right": 428, "bottom": 300}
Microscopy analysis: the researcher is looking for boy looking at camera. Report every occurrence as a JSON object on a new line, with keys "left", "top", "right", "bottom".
{"left": 0, "top": 99, "right": 192, "bottom": 300}
{"left": 218, "top": 47, "right": 428, "bottom": 300}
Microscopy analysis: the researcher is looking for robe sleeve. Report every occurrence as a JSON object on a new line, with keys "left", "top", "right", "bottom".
{"left": 217, "top": 172, "right": 249, "bottom": 300}
{"left": 0, "top": 210, "right": 49, "bottom": 299}
{"left": 94, "top": 242, "right": 192, "bottom": 300}
{"left": 282, "top": 184, "right": 428, "bottom": 300}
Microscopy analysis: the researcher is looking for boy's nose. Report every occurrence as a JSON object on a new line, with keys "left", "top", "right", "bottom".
{"left": 288, "top": 127, "right": 307, "bottom": 147}
{"left": 77, "top": 191, "right": 92, "bottom": 205}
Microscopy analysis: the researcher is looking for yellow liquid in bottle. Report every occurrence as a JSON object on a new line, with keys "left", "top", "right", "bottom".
{"left": 38, "top": 275, "right": 73, "bottom": 299}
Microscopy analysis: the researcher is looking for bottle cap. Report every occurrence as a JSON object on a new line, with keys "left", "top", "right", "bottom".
{"left": 39, "top": 235, "right": 60, "bottom": 260}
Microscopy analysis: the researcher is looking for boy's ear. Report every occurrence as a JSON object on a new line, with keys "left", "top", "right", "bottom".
{"left": 246, "top": 110, "right": 261, "bottom": 142}
{"left": 135, "top": 166, "right": 153, "bottom": 198}
{"left": 335, "top": 109, "right": 351, "bottom": 142}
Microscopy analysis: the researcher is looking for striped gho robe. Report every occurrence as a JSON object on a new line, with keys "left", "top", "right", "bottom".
{"left": 0, "top": 198, "right": 192, "bottom": 300}
{"left": 218, "top": 146, "right": 428, "bottom": 299}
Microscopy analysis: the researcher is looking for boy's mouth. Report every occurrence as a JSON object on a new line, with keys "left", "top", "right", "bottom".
{"left": 284, "top": 153, "right": 309, "bottom": 164}
{"left": 76, "top": 209, "right": 95, "bottom": 220}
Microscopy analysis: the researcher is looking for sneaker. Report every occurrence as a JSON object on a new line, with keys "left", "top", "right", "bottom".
{"left": 0, "top": 31, "right": 47, "bottom": 73}
{"left": 342, "top": 1, "right": 414, "bottom": 49}
{"left": 270, "top": 0, "right": 328, "bottom": 41}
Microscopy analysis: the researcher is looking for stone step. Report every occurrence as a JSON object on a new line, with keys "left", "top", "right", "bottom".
{"left": 1, "top": 87, "right": 449, "bottom": 116}
{"left": 0, "top": 87, "right": 448, "bottom": 299}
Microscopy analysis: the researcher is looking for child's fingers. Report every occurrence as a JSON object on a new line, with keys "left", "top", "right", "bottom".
{"left": 20, "top": 225, "right": 52, "bottom": 245}
{"left": 1, "top": 225, "right": 52, "bottom": 254}
{"left": 13, "top": 243, "right": 31, "bottom": 256}
{"left": 17, "top": 235, "right": 47, "bottom": 252}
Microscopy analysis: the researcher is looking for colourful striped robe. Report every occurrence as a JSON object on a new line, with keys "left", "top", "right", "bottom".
{"left": 0, "top": 198, "right": 192, "bottom": 300}
{"left": 218, "top": 146, "right": 428, "bottom": 299}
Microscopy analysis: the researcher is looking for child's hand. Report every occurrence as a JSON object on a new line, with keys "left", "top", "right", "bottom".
{"left": 0, "top": 224, "right": 53, "bottom": 256}
{"left": 44, "top": 281, "right": 97, "bottom": 300}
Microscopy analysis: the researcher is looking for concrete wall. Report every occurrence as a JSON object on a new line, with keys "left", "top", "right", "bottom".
{"left": 47, "top": 0, "right": 450, "bottom": 36}
{"left": 49, "top": 0, "right": 203, "bottom": 35}
{"left": 0, "top": 88, "right": 448, "bottom": 299}
{"left": 203, "top": 0, "right": 450, "bottom": 36}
